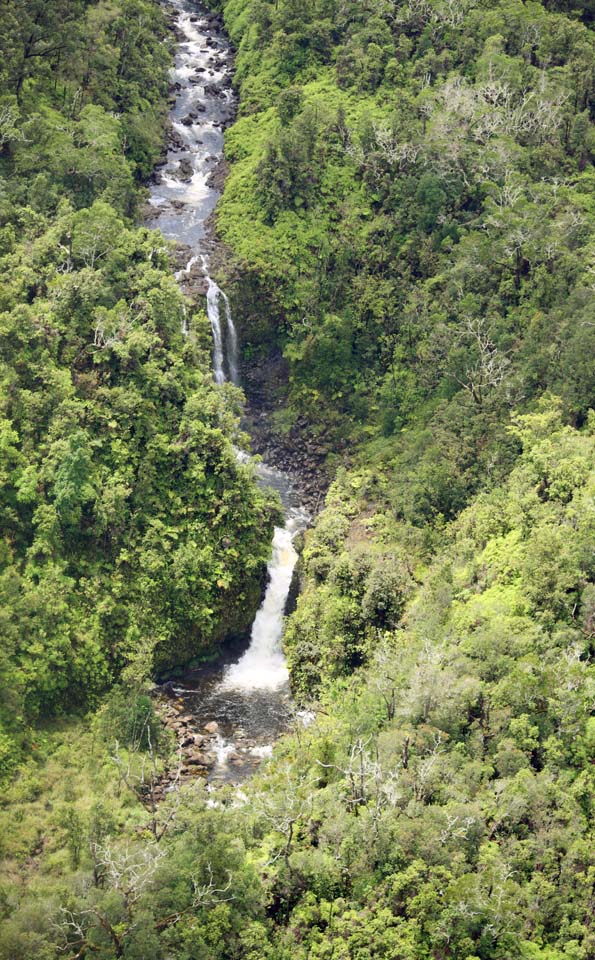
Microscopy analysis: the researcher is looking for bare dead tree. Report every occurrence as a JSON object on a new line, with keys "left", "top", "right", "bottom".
{"left": 454, "top": 316, "right": 510, "bottom": 407}
{"left": 410, "top": 732, "right": 445, "bottom": 803}
{"left": 154, "top": 864, "right": 234, "bottom": 932}
{"left": 254, "top": 768, "right": 315, "bottom": 873}
{"left": 0, "top": 104, "right": 27, "bottom": 151}
{"left": 55, "top": 854, "right": 234, "bottom": 958}
{"left": 439, "top": 812, "right": 477, "bottom": 845}
{"left": 317, "top": 736, "right": 380, "bottom": 811}
{"left": 93, "top": 306, "right": 137, "bottom": 350}
{"left": 109, "top": 713, "right": 183, "bottom": 841}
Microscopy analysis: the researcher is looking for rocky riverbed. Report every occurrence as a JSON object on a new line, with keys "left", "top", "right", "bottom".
{"left": 149, "top": 696, "right": 233, "bottom": 800}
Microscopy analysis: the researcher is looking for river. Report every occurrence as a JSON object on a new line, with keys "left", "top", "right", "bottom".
{"left": 146, "top": 0, "right": 308, "bottom": 784}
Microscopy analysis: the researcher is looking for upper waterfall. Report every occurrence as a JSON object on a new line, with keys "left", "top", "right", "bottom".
{"left": 203, "top": 259, "right": 240, "bottom": 386}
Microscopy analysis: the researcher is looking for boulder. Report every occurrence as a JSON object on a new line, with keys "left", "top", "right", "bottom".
{"left": 185, "top": 753, "right": 207, "bottom": 766}
{"left": 176, "top": 158, "right": 194, "bottom": 181}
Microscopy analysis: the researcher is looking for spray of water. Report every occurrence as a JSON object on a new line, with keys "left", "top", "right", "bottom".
{"left": 198, "top": 255, "right": 240, "bottom": 385}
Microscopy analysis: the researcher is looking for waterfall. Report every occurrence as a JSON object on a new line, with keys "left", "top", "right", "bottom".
{"left": 201, "top": 255, "right": 240, "bottom": 386}
{"left": 176, "top": 251, "right": 239, "bottom": 384}
{"left": 222, "top": 290, "right": 240, "bottom": 385}
{"left": 146, "top": 0, "right": 310, "bottom": 783}
{"left": 221, "top": 525, "right": 296, "bottom": 691}
{"left": 205, "top": 274, "right": 226, "bottom": 385}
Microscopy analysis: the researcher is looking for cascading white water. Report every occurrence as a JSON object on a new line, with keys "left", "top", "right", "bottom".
{"left": 221, "top": 525, "right": 296, "bottom": 691}
{"left": 222, "top": 290, "right": 240, "bottom": 386}
{"left": 201, "top": 254, "right": 240, "bottom": 386}
{"left": 147, "top": 0, "right": 309, "bottom": 782}
{"left": 205, "top": 273, "right": 227, "bottom": 385}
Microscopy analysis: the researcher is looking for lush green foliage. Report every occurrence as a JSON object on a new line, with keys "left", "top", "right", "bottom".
{"left": 5, "top": 407, "right": 595, "bottom": 959}
{"left": 4, "top": 0, "right": 595, "bottom": 958}
{"left": 218, "top": 0, "right": 595, "bottom": 523}
{"left": 0, "top": 0, "right": 276, "bottom": 774}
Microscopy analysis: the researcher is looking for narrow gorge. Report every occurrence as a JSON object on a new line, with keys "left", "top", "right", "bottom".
{"left": 147, "top": 0, "right": 309, "bottom": 784}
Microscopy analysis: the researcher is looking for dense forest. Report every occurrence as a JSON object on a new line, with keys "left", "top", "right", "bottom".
{"left": 3, "top": 0, "right": 595, "bottom": 957}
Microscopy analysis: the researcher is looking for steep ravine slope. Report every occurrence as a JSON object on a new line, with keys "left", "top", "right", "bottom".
{"left": 213, "top": 0, "right": 595, "bottom": 531}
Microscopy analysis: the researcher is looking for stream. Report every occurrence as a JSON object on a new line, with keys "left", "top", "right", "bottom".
{"left": 146, "top": 0, "right": 309, "bottom": 785}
